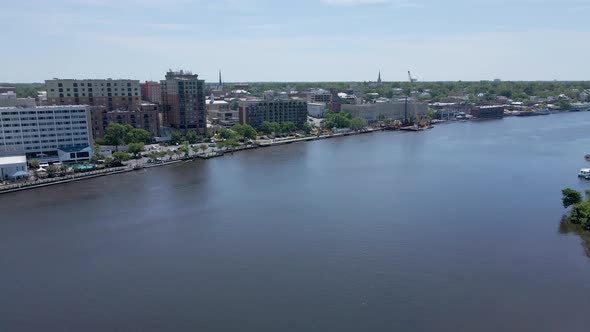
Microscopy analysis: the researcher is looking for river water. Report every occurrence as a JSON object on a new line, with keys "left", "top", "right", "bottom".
{"left": 2, "top": 113, "right": 590, "bottom": 331}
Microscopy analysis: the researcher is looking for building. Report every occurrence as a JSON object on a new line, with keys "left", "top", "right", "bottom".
{"left": 238, "top": 99, "right": 308, "bottom": 130}
{"left": 1, "top": 92, "right": 37, "bottom": 108}
{"left": 0, "top": 154, "right": 28, "bottom": 180}
{"left": 306, "top": 89, "right": 332, "bottom": 104}
{"left": 140, "top": 81, "right": 161, "bottom": 104}
{"left": 45, "top": 79, "right": 161, "bottom": 139}
{"left": 207, "top": 97, "right": 237, "bottom": 127}
{"left": 161, "top": 70, "right": 206, "bottom": 134}
{"left": 341, "top": 101, "right": 428, "bottom": 122}
{"left": 90, "top": 103, "right": 160, "bottom": 138}
{"left": 0, "top": 105, "right": 93, "bottom": 164}
{"left": 45, "top": 78, "right": 141, "bottom": 110}
{"left": 0, "top": 87, "right": 16, "bottom": 94}
{"left": 470, "top": 105, "right": 505, "bottom": 119}
{"left": 0, "top": 91, "right": 17, "bottom": 107}
{"left": 307, "top": 103, "right": 326, "bottom": 118}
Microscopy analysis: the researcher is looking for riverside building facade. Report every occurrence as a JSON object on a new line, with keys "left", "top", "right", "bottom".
{"left": 0, "top": 105, "right": 93, "bottom": 163}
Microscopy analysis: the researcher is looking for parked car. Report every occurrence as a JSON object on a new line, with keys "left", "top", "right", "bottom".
{"left": 208, "top": 143, "right": 217, "bottom": 148}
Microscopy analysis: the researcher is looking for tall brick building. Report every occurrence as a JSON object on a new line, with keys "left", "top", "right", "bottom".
{"left": 161, "top": 70, "right": 206, "bottom": 134}
{"left": 140, "top": 81, "right": 161, "bottom": 104}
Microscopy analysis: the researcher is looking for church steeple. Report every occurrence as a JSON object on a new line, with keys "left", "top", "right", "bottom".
{"left": 377, "top": 70, "right": 382, "bottom": 83}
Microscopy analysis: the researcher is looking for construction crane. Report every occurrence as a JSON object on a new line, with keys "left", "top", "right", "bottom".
{"left": 408, "top": 71, "right": 417, "bottom": 83}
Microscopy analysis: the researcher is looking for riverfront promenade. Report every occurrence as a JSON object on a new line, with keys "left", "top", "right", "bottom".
{"left": 0, "top": 128, "right": 385, "bottom": 194}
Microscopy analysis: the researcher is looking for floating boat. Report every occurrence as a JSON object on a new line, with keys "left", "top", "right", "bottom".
{"left": 578, "top": 168, "right": 590, "bottom": 178}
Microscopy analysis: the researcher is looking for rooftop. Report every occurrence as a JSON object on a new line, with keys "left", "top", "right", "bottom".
{"left": 0, "top": 105, "right": 89, "bottom": 110}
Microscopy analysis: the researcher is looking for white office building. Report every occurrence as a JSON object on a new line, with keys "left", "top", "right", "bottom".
{"left": 0, "top": 105, "right": 93, "bottom": 163}
{"left": 307, "top": 102, "right": 326, "bottom": 118}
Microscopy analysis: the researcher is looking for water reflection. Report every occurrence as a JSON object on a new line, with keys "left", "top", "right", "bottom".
{"left": 559, "top": 216, "right": 590, "bottom": 258}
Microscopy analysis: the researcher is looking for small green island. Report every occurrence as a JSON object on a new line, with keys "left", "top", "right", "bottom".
{"left": 561, "top": 188, "right": 590, "bottom": 229}
{"left": 560, "top": 188, "right": 590, "bottom": 257}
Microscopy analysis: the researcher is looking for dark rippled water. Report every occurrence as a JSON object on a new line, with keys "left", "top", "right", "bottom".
{"left": 2, "top": 113, "right": 590, "bottom": 331}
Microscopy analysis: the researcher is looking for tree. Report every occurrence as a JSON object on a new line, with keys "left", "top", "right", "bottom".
{"left": 128, "top": 142, "right": 145, "bottom": 158}
{"left": 199, "top": 144, "right": 208, "bottom": 154}
{"left": 218, "top": 128, "right": 238, "bottom": 140}
{"left": 30, "top": 159, "right": 40, "bottom": 169}
{"left": 112, "top": 151, "right": 130, "bottom": 164}
{"left": 350, "top": 117, "right": 367, "bottom": 130}
{"left": 171, "top": 131, "right": 183, "bottom": 145}
{"left": 427, "top": 108, "right": 437, "bottom": 121}
{"left": 260, "top": 121, "right": 281, "bottom": 135}
{"left": 104, "top": 123, "right": 127, "bottom": 151}
{"left": 231, "top": 124, "right": 257, "bottom": 139}
{"left": 59, "top": 164, "right": 69, "bottom": 175}
{"left": 186, "top": 131, "right": 199, "bottom": 144}
{"left": 303, "top": 122, "right": 313, "bottom": 134}
{"left": 280, "top": 122, "right": 297, "bottom": 134}
{"left": 91, "top": 143, "right": 104, "bottom": 163}
{"left": 219, "top": 139, "right": 240, "bottom": 149}
{"left": 46, "top": 165, "right": 58, "bottom": 177}
{"left": 104, "top": 157, "right": 115, "bottom": 167}
{"left": 178, "top": 142, "right": 190, "bottom": 157}
{"left": 562, "top": 188, "right": 582, "bottom": 208}
{"left": 125, "top": 128, "right": 151, "bottom": 144}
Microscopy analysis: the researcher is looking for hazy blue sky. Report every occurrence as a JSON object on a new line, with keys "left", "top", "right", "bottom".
{"left": 2, "top": 0, "right": 589, "bottom": 82}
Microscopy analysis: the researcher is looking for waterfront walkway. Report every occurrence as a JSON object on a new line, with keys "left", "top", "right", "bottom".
{"left": 0, "top": 129, "right": 385, "bottom": 195}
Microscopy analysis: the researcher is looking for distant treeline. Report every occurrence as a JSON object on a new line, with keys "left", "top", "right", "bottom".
{"left": 6, "top": 81, "right": 590, "bottom": 102}
{"left": 224, "top": 81, "right": 590, "bottom": 102}
{"left": 0, "top": 83, "right": 45, "bottom": 98}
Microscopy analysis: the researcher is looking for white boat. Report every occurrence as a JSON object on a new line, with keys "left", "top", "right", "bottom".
{"left": 578, "top": 168, "right": 590, "bottom": 178}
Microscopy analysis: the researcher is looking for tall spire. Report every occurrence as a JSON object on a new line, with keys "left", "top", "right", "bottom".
{"left": 218, "top": 70, "right": 222, "bottom": 88}
{"left": 377, "top": 70, "right": 382, "bottom": 83}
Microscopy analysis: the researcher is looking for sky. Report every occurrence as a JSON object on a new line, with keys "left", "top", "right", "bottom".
{"left": 1, "top": 0, "right": 589, "bottom": 83}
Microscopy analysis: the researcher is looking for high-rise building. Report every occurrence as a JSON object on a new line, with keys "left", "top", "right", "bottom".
{"left": 238, "top": 99, "right": 308, "bottom": 130}
{"left": 0, "top": 105, "right": 93, "bottom": 163}
{"left": 140, "top": 81, "right": 161, "bottom": 104}
{"left": 161, "top": 70, "right": 206, "bottom": 134}
{"left": 45, "top": 79, "right": 141, "bottom": 110}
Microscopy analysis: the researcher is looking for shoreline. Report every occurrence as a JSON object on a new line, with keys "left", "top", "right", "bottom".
{"left": 0, "top": 127, "right": 386, "bottom": 195}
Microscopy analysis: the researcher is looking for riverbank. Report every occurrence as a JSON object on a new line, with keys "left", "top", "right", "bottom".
{"left": 0, "top": 127, "right": 386, "bottom": 194}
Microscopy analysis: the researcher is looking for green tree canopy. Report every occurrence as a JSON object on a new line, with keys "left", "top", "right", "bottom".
{"left": 46, "top": 165, "right": 58, "bottom": 175}
{"left": 260, "top": 121, "right": 281, "bottom": 135}
{"left": 104, "top": 123, "right": 128, "bottom": 150}
{"left": 231, "top": 124, "right": 257, "bottom": 139}
{"left": 128, "top": 142, "right": 145, "bottom": 158}
{"left": 171, "top": 131, "right": 183, "bottom": 145}
{"left": 303, "top": 122, "right": 313, "bottom": 134}
{"left": 30, "top": 159, "right": 40, "bottom": 169}
{"left": 562, "top": 188, "right": 582, "bottom": 208}
{"left": 219, "top": 139, "right": 240, "bottom": 149}
{"left": 219, "top": 128, "right": 239, "bottom": 140}
{"left": 350, "top": 117, "right": 367, "bottom": 130}
{"left": 112, "top": 151, "right": 130, "bottom": 164}
{"left": 280, "top": 122, "right": 297, "bottom": 134}
{"left": 185, "top": 131, "right": 200, "bottom": 144}
{"left": 125, "top": 128, "right": 151, "bottom": 144}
